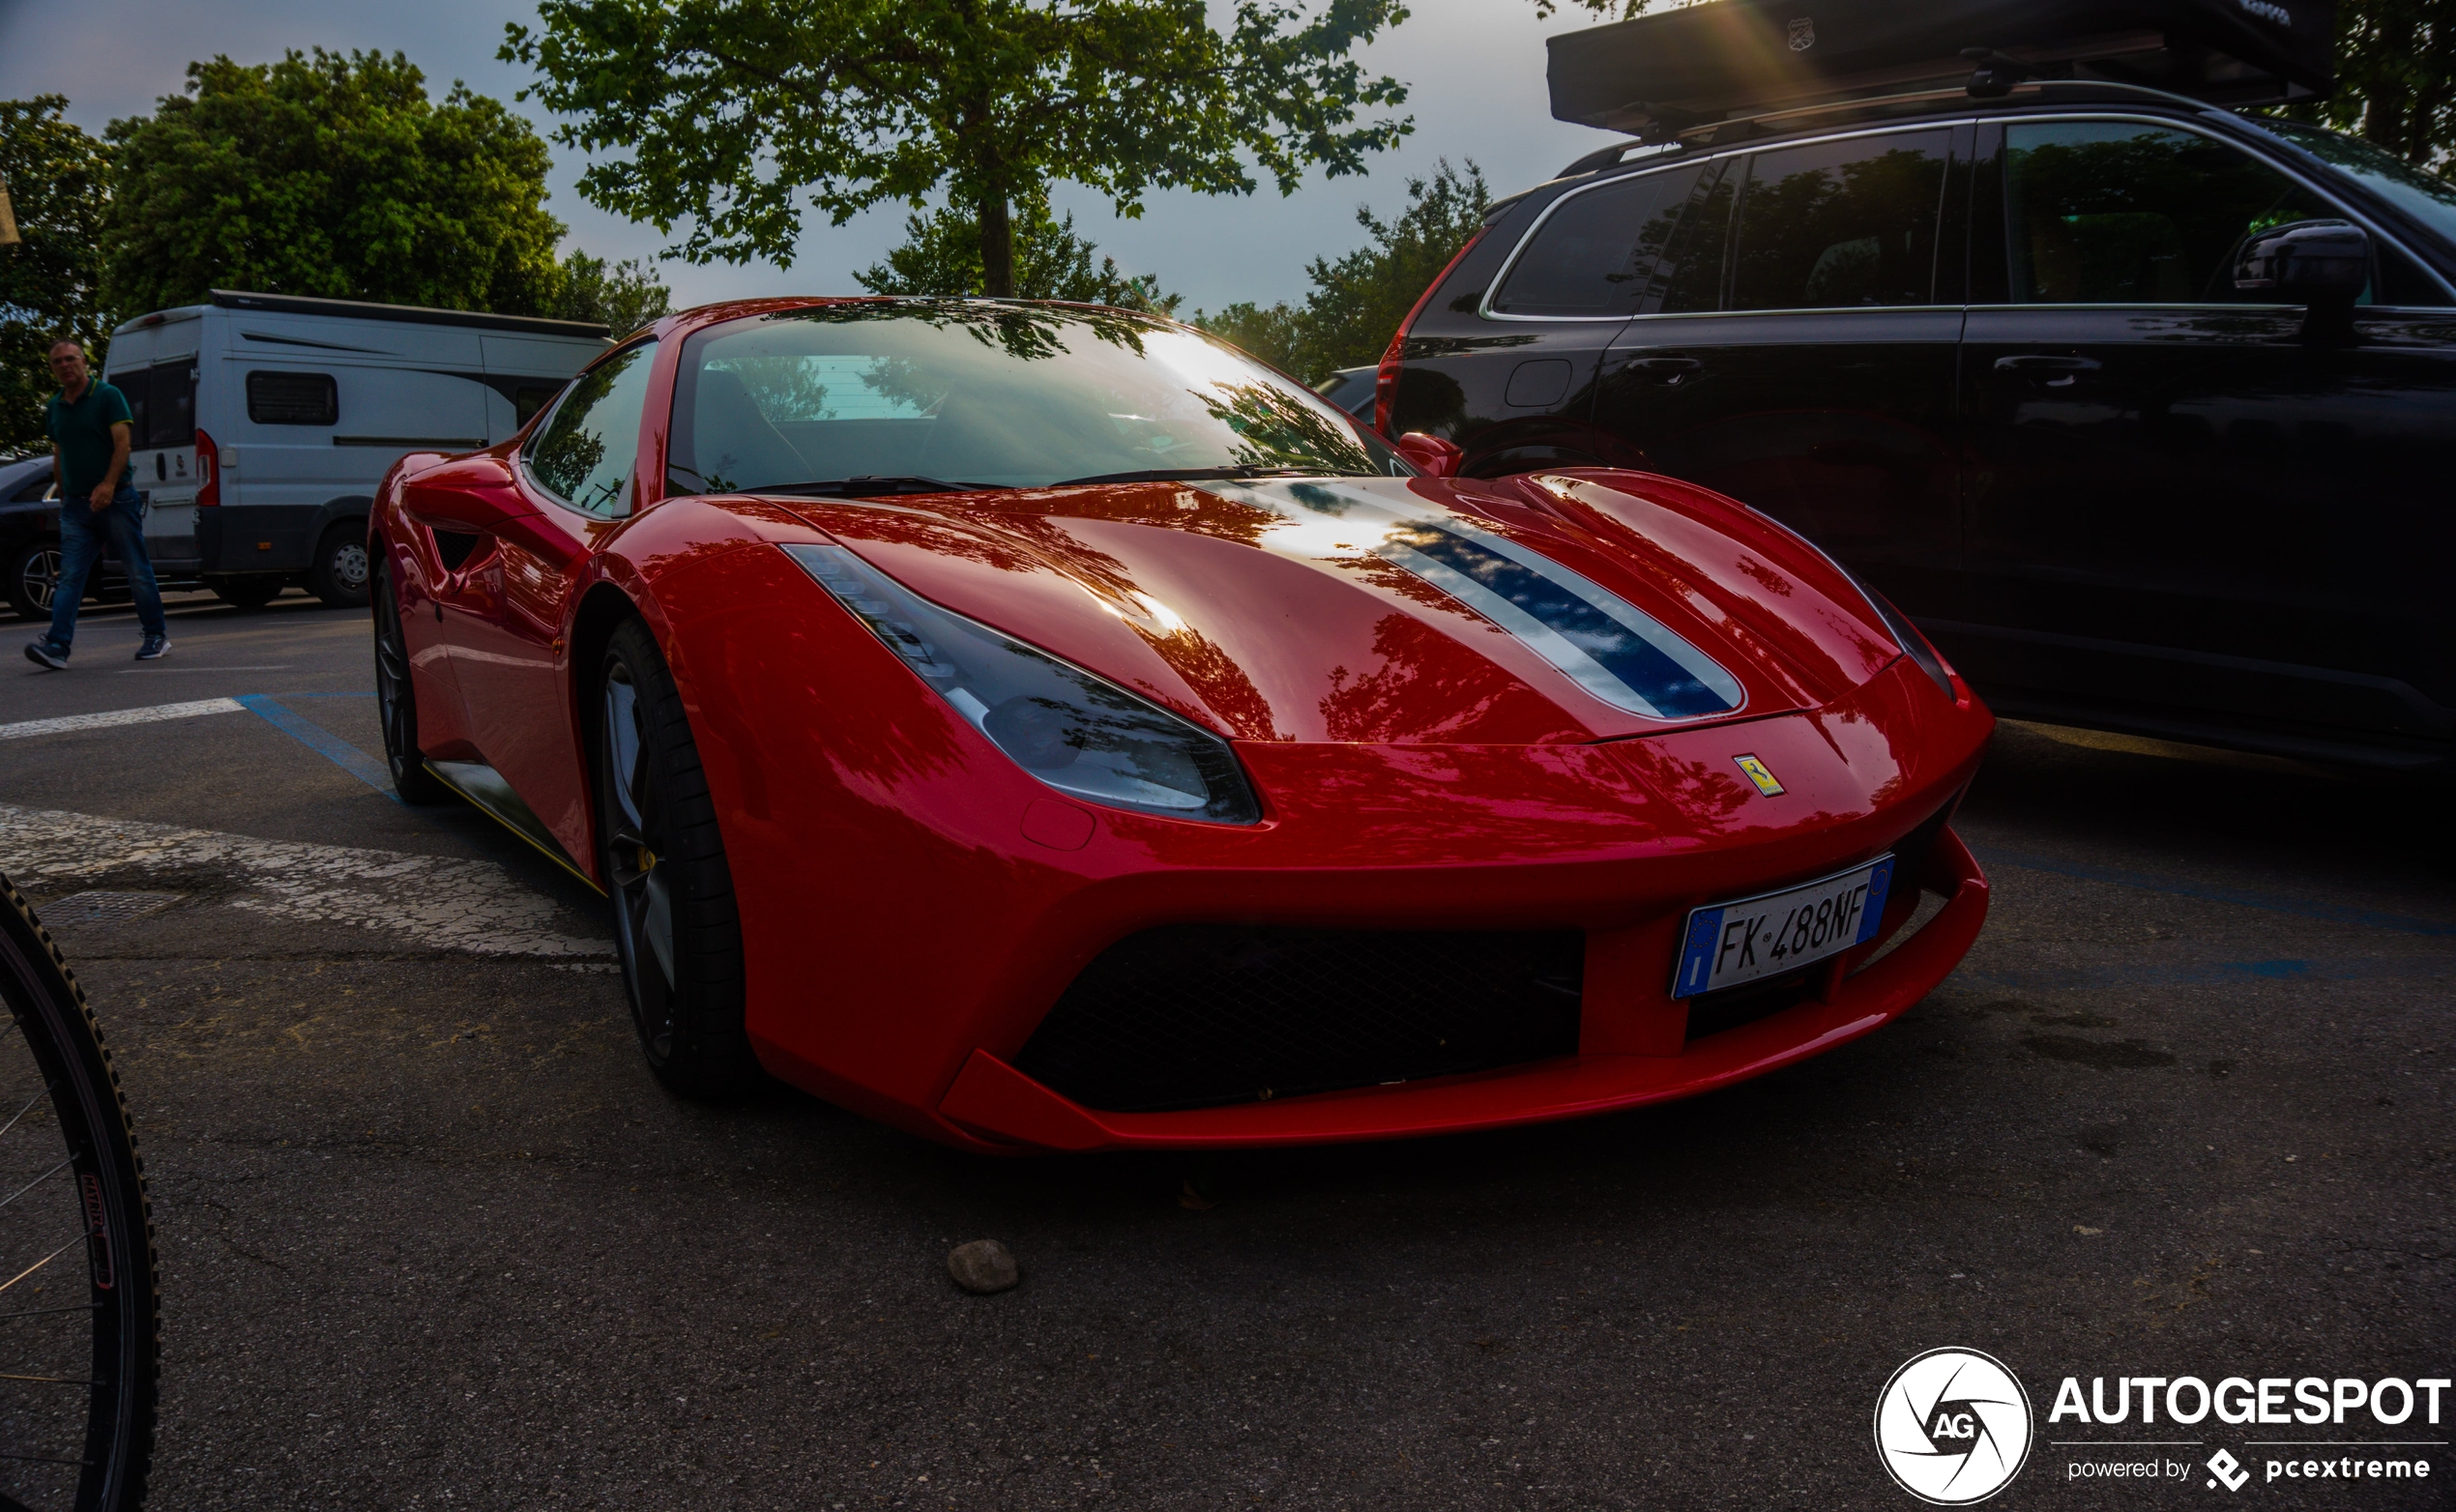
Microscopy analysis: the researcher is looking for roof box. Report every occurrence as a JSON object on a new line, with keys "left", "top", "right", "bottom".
{"left": 1547, "top": 0, "right": 2335, "bottom": 134}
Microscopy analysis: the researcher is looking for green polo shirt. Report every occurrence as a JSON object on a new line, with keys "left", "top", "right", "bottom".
{"left": 46, "top": 380, "right": 134, "bottom": 499}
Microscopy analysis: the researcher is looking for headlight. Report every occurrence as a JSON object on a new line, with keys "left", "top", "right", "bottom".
{"left": 1853, "top": 576, "right": 1955, "bottom": 700}
{"left": 783, "top": 542, "right": 1262, "bottom": 824}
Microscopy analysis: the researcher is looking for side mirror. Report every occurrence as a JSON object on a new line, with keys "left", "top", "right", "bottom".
{"left": 1395, "top": 431, "right": 1464, "bottom": 480}
{"left": 2235, "top": 219, "right": 2369, "bottom": 305}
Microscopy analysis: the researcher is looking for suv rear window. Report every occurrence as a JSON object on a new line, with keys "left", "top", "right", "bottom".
{"left": 1729, "top": 129, "right": 1950, "bottom": 310}
{"left": 1490, "top": 166, "right": 1702, "bottom": 318}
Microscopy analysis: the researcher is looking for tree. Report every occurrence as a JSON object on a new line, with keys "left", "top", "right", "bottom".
{"left": 503, "top": 0, "right": 1414, "bottom": 298}
{"left": 547, "top": 249, "right": 674, "bottom": 334}
{"left": 102, "top": 49, "right": 569, "bottom": 318}
{"left": 1197, "top": 159, "right": 1487, "bottom": 382}
{"left": 854, "top": 193, "right": 1181, "bottom": 312}
{"left": 0, "top": 98, "right": 113, "bottom": 455}
{"left": 2285, "top": 0, "right": 2456, "bottom": 170}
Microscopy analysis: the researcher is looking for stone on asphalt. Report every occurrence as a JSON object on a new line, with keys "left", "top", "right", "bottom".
{"left": 948, "top": 1238, "right": 1018, "bottom": 1294}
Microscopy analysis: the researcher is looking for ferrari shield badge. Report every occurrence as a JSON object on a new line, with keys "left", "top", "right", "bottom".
{"left": 1788, "top": 15, "right": 1816, "bottom": 50}
{"left": 1735, "top": 754, "right": 1786, "bottom": 797}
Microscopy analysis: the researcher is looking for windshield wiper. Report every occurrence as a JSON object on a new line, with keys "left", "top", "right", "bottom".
{"left": 759, "top": 476, "right": 1011, "bottom": 498}
{"left": 1048, "top": 465, "right": 1333, "bottom": 486}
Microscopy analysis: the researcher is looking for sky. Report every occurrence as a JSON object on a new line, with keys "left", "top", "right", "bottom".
{"left": 0, "top": 0, "right": 1621, "bottom": 314}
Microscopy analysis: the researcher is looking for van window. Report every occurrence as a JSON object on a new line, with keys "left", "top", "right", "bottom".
{"left": 513, "top": 384, "right": 564, "bottom": 428}
{"left": 247, "top": 370, "right": 339, "bottom": 426}
{"left": 2004, "top": 122, "right": 2341, "bottom": 304}
{"left": 145, "top": 362, "right": 196, "bottom": 448}
{"left": 524, "top": 340, "right": 657, "bottom": 515}
{"left": 1730, "top": 130, "right": 1950, "bottom": 310}
{"left": 1490, "top": 165, "right": 1703, "bottom": 318}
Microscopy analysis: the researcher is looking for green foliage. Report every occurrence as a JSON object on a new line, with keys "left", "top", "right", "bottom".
{"left": 2271, "top": 0, "right": 2456, "bottom": 169}
{"left": 1197, "top": 158, "right": 1487, "bottom": 383}
{"left": 503, "top": 0, "right": 1415, "bottom": 296}
{"left": 102, "top": 49, "right": 570, "bottom": 317}
{"left": 854, "top": 195, "right": 1181, "bottom": 313}
{"left": 0, "top": 97, "right": 114, "bottom": 454}
{"left": 547, "top": 248, "right": 674, "bottom": 334}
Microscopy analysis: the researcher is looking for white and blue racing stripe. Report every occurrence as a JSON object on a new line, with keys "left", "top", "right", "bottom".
{"left": 1213, "top": 478, "right": 1744, "bottom": 721}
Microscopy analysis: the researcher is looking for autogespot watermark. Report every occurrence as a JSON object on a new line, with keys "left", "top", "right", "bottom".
{"left": 1877, "top": 1353, "right": 2449, "bottom": 1501}
{"left": 1875, "top": 1349, "right": 2035, "bottom": 1504}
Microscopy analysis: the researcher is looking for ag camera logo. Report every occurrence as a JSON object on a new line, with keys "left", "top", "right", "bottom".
{"left": 1876, "top": 1348, "right": 2035, "bottom": 1504}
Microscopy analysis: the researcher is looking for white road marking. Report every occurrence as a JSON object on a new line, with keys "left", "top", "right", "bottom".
{"left": 0, "top": 803, "right": 613, "bottom": 958}
{"left": 0, "top": 698, "right": 245, "bottom": 741}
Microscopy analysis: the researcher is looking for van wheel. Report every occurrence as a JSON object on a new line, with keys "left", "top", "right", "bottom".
{"left": 307, "top": 524, "right": 371, "bottom": 609}
{"left": 203, "top": 575, "right": 281, "bottom": 610}
{"left": 5, "top": 539, "right": 61, "bottom": 620}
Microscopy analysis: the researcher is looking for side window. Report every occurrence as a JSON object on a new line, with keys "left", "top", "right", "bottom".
{"left": 523, "top": 339, "right": 657, "bottom": 516}
{"left": 1490, "top": 165, "right": 1702, "bottom": 318}
{"left": 513, "top": 383, "right": 564, "bottom": 429}
{"left": 1729, "top": 129, "right": 1951, "bottom": 310}
{"left": 1659, "top": 163, "right": 1737, "bottom": 314}
{"left": 146, "top": 362, "right": 196, "bottom": 448}
{"left": 2004, "top": 122, "right": 2340, "bottom": 305}
{"left": 247, "top": 370, "right": 339, "bottom": 426}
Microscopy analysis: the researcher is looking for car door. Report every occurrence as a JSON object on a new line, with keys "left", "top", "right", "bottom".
{"left": 1591, "top": 124, "right": 1969, "bottom": 619}
{"left": 1401, "top": 160, "right": 1705, "bottom": 474}
{"left": 437, "top": 337, "right": 658, "bottom": 863}
{"left": 1954, "top": 115, "right": 2456, "bottom": 750}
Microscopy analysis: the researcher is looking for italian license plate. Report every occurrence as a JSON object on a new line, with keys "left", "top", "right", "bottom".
{"left": 1670, "top": 856, "right": 1896, "bottom": 999}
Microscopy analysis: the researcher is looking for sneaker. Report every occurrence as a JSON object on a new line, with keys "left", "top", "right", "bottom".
{"left": 134, "top": 635, "right": 170, "bottom": 661}
{"left": 23, "top": 641, "right": 67, "bottom": 671}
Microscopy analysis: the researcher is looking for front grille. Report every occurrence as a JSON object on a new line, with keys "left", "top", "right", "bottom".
{"left": 1015, "top": 926, "right": 1585, "bottom": 1113}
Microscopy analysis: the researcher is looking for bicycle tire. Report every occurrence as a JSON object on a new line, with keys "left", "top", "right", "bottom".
{"left": 0, "top": 875, "right": 161, "bottom": 1511}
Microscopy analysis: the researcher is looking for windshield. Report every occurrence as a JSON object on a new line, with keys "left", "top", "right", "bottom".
{"left": 2258, "top": 120, "right": 2456, "bottom": 244}
{"left": 666, "top": 301, "right": 1409, "bottom": 495}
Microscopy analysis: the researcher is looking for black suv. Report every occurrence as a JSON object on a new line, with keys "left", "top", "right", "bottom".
{"left": 1383, "top": 73, "right": 2456, "bottom": 773}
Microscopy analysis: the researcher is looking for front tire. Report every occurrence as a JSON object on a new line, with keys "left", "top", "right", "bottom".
{"left": 371, "top": 555, "right": 450, "bottom": 805}
{"left": 5, "top": 538, "right": 61, "bottom": 621}
{"left": 307, "top": 523, "right": 371, "bottom": 608}
{"left": 596, "top": 619, "right": 760, "bottom": 1098}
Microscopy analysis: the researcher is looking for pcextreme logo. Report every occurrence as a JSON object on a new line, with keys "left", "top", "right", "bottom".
{"left": 1875, "top": 1349, "right": 2035, "bottom": 1504}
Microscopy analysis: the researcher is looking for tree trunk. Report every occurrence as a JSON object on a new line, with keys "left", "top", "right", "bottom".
{"left": 978, "top": 192, "right": 1015, "bottom": 299}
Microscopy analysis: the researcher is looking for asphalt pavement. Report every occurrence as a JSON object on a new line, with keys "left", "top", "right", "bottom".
{"left": 0, "top": 590, "right": 2446, "bottom": 1510}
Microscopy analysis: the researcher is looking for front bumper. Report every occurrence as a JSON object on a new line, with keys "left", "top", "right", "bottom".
{"left": 934, "top": 828, "right": 1985, "bottom": 1149}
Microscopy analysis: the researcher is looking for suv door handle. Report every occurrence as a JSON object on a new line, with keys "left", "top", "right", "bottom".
{"left": 1993, "top": 354, "right": 2103, "bottom": 387}
{"left": 1615, "top": 356, "right": 1705, "bottom": 384}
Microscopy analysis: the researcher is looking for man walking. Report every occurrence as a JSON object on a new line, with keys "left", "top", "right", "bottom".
{"left": 25, "top": 338, "right": 167, "bottom": 668}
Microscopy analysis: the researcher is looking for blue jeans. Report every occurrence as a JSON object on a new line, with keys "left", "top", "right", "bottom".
{"left": 47, "top": 488, "right": 165, "bottom": 650}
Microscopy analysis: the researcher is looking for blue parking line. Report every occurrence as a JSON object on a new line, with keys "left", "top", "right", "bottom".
{"left": 235, "top": 693, "right": 398, "bottom": 802}
{"left": 1971, "top": 845, "right": 2456, "bottom": 939}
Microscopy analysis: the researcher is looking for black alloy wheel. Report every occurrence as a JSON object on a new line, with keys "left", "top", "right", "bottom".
{"left": 596, "top": 619, "right": 759, "bottom": 1098}
{"left": 307, "top": 523, "right": 371, "bottom": 609}
{"left": 201, "top": 575, "right": 280, "bottom": 611}
{"left": 0, "top": 876, "right": 161, "bottom": 1512}
{"left": 371, "top": 556, "right": 450, "bottom": 805}
{"left": 7, "top": 540, "right": 63, "bottom": 622}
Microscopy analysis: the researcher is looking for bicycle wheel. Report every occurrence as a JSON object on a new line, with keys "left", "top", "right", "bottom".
{"left": 0, "top": 876, "right": 161, "bottom": 1511}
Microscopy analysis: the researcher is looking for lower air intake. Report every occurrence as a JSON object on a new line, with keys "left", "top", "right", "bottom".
{"left": 1015, "top": 926, "right": 1585, "bottom": 1114}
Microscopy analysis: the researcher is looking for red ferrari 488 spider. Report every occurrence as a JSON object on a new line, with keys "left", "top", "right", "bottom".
{"left": 369, "top": 297, "right": 1993, "bottom": 1152}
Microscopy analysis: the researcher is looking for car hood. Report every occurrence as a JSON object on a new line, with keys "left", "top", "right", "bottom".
{"left": 775, "top": 473, "right": 1900, "bottom": 744}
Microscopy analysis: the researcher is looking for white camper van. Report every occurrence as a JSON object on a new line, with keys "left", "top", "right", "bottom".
{"left": 102, "top": 291, "right": 610, "bottom": 609}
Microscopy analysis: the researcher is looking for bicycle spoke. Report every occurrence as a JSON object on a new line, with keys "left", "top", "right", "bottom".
{"left": 0, "top": 1305, "right": 102, "bottom": 1323}
{"left": 0, "top": 1158, "right": 71, "bottom": 1217}
{"left": 0, "top": 1235, "right": 84, "bottom": 1298}
{"left": 0, "top": 1081, "right": 57, "bottom": 1146}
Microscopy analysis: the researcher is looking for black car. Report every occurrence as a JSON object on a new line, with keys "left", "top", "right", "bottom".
{"left": 1380, "top": 0, "right": 2456, "bottom": 773}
